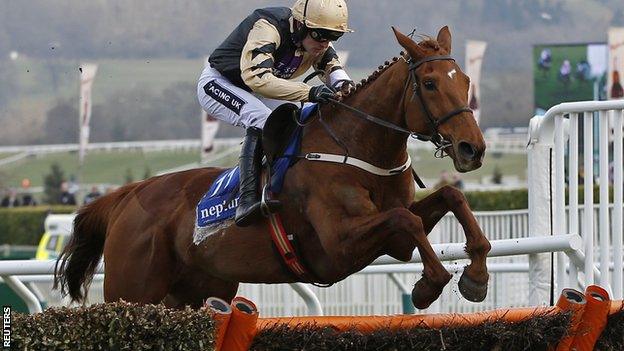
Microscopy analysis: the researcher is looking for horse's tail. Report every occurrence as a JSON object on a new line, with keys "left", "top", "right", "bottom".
{"left": 53, "top": 184, "right": 135, "bottom": 303}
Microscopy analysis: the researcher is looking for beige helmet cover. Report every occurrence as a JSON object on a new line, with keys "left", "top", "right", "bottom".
{"left": 292, "top": 0, "right": 354, "bottom": 33}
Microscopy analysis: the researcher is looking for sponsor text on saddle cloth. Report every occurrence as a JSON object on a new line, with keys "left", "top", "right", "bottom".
{"left": 195, "top": 104, "right": 317, "bottom": 232}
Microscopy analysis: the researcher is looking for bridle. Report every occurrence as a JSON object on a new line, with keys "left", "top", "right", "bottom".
{"left": 325, "top": 54, "right": 473, "bottom": 158}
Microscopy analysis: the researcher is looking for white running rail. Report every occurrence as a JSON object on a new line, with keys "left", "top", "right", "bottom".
{"left": 528, "top": 100, "right": 624, "bottom": 304}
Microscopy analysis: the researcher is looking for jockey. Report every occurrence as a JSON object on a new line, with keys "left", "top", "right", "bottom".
{"left": 197, "top": 0, "right": 354, "bottom": 227}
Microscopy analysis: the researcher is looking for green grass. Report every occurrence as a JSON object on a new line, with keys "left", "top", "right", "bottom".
{"left": 409, "top": 149, "right": 526, "bottom": 183}
{"left": 12, "top": 57, "right": 205, "bottom": 105}
{"left": 10, "top": 56, "right": 378, "bottom": 108}
{"left": 0, "top": 146, "right": 525, "bottom": 189}
{"left": 92, "top": 59, "right": 204, "bottom": 103}
{"left": 0, "top": 150, "right": 205, "bottom": 188}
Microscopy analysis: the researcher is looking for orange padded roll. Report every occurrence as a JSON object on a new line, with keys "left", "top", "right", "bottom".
{"left": 571, "top": 285, "right": 610, "bottom": 351}
{"left": 204, "top": 297, "right": 232, "bottom": 351}
{"left": 554, "top": 288, "right": 586, "bottom": 351}
{"left": 258, "top": 306, "right": 560, "bottom": 333}
{"left": 221, "top": 296, "right": 259, "bottom": 351}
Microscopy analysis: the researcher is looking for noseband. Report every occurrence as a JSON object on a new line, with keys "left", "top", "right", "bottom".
{"left": 326, "top": 55, "right": 473, "bottom": 158}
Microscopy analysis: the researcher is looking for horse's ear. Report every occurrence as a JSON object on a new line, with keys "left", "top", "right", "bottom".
{"left": 436, "top": 26, "right": 452, "bottom": 53}
{"left": 392, "top": 26, "right": 426, "bottom": 59}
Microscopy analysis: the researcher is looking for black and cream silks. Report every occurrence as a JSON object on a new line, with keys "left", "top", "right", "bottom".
{"left": 209, "top": 7, "right": 348, "bottom": 102}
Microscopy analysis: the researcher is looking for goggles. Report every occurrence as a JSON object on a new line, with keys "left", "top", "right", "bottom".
{"left": 309, "top": 28, "right": 344, "bottom": 42}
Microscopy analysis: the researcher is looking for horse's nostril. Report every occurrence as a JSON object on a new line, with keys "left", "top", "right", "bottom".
{"left": 458, "top": 142, "right": 477, "bottom": 160}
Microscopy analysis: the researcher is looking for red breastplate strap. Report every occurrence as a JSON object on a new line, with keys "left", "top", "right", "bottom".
{"left": 267, "top": 212, "right": 310, "bottom": 278}
{"left": 261, "top": 170, "right": 311, "bottom": 280}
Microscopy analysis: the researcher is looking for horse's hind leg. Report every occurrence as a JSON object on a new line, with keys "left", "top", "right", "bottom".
{"left": 409, "top": 185, "right": 491, "bottom": 303}
{"left": 162, "top": 272, "right": 239, "bottom": 309}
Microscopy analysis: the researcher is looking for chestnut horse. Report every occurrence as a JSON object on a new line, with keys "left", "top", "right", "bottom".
{"left": 55, "top": 26, "right": 490, "bottom": 310}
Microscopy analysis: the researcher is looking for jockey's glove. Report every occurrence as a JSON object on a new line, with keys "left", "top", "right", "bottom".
{"left": 309, "top": 85, "right": 337, "bottom": 103}
{"left": 332, "top": 79, "right": 355, "bottom": 94}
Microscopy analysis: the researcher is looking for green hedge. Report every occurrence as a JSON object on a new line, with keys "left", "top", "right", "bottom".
{"left": 465, "top": 189, "right": 529, "bottom": 211}
{"left": 416, "top": 185, "right": 612, "bottom": 212}
{"left": 0, "top": 206, "right": 76, "bottom": 245}
{"left": 415, "top": 189, "right": 528, "bottom": 211}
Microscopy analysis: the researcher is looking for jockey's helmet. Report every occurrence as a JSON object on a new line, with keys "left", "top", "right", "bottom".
{"left": 292, "top": 0, "right": 354, "bottom": 40}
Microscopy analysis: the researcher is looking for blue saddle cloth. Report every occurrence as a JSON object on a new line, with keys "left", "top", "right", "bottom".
{"left": 196, "top": 104, "right": 317, "bottom": 228}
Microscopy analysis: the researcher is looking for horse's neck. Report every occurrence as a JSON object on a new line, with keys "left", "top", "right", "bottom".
{"left": 320, "top": 61, "right": 410, "bottom": 168}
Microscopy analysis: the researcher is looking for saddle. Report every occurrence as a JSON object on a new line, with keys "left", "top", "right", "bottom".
{"left": 262, "top": 103, "right": 304, "bottom": 165}
{"left": 194, "top": 104, "right": 317, "bottom": 230}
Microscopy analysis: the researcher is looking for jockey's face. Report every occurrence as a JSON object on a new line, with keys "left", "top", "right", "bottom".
{"left": 302, "top": 33, "right": 330, "bottom": 56}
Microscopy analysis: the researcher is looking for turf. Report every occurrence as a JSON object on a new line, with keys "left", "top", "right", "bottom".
{"left": 0, "top": 150, "right": 202, "bottom": 187}
{"left": 0, "top": 147, "right": 526, "bottom": 189}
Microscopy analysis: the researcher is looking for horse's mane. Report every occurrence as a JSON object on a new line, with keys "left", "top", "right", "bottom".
{"left": 340, "top": 54, "right": 403, "bottom": 99}
{"left": 341, "top": 37, "right": 442, "bottom": 100}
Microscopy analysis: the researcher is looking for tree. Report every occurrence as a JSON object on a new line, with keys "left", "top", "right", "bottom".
{"left": 124, "top": 168, "right": 134, "bottom": 184}
{"left": 44, "top": 100, "right": 78, "bottom": 143}
{"left": 43, "top": 163, "right": 65, "bottom": 204}
{"left": 0, "top": 61, "right": 17, "bottom": 107}
{"left": 143, "top": 166, "right": 152, "bottom": 180}
{"left": 492, "top": 166, "right": 503, "bottom": 185}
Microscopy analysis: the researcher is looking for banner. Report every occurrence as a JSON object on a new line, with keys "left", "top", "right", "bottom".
{"left": 201, "top": 111, "right": 220, "bottom": 163}
{"left": 607, "top": 27, "right": 624, "bottom": 100}
{"left": 78, "top": 63, "right": 98, "bottom": 165}
{"left": 465, "top": 41, "right": 487, "bottom": 124}
{"left": 201, "top": 56, "right": 220, "bottom": 163}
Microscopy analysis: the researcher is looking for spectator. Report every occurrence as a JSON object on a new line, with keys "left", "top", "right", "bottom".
{"left": 59, "top": 181, "right": 77, "bottom": 205}
{"left": 83, "top": 186, "right": 102, "bottom": 205}
{"left": 558, "top": 59, "right": 572, "bottom": 85}
{"left": 1, "top": 189, "right": 20, "bottom": 208}
{"left": 434, "top": 170, "right": 452, "bottom": 190}
{"left": 20, "top": 178, "right": 37, "bottom": 206}
{"left": 68, "top": 175, "right": 80, "bottom": 195}
{"left": 452, "top": 173, "right": 464, "bottom": 190}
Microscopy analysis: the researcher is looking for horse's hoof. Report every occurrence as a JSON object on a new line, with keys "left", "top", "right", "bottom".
{"left": 411, "top": 277, "right": 442, "bottom": 309}
{"left": 458, "top": 271, "right": 488, "bottom": 302}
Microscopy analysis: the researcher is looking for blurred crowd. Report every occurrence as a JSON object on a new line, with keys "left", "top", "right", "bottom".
{"left": 1, "top": 178, "right": 37, "bottom": 207}
{"left": 1, "top": 178, "right": 114, "bottom": 207}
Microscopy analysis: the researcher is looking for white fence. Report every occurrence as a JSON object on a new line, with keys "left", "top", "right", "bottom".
{"left": 0, "top": 208, "right": 584, "bottom": 316}
{"left": 528, "top": 100, "right": 624, "bottom": 304}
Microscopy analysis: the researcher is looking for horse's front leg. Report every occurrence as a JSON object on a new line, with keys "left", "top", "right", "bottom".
{"left": 324, "top": 207, "right": 452, "bottom": 309}
{"left": 408, "top": 185, "right": 491, "bottom": 303}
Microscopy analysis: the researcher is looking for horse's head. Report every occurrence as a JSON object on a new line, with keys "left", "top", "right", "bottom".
{"left": 393, "top": 26, "right": 486, "bottom": 172}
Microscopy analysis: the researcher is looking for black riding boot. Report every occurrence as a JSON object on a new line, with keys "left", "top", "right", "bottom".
{"left": 235, "top": 127, "right": 281, "bottom": 227}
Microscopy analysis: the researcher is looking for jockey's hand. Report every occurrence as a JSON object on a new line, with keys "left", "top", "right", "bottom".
{"left": 332, "top": 79, "right": 355, "bottom": 94}
{"left": 309, "top": 85, "right": 337, "bottom": 103}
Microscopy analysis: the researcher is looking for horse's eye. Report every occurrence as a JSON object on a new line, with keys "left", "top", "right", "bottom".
{"left": 423, "top": 80, "right": 436, "bottom": 91}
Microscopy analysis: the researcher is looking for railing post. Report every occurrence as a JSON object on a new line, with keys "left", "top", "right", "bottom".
{"left": 388, "top": 273, "right": 415, "bottom": 314}
{"left": 527, "top": 115, "right": 553, "bottom": 306}
{"left": 1, "top": 275, "right": 42, "bottom": 313}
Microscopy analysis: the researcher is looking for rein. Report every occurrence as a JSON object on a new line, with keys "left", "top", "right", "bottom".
{"left": 319, "top": 55, "right": 473, "bottom": 159}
